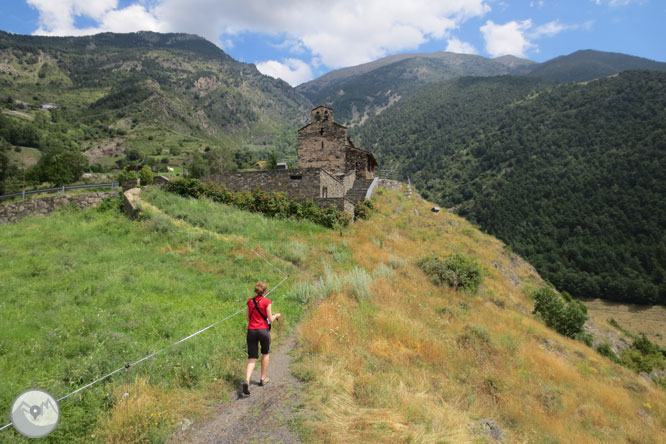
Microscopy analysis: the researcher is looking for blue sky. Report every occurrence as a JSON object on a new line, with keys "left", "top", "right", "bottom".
{"left": 0, "top": 1, "right": 664, "bottom": 86}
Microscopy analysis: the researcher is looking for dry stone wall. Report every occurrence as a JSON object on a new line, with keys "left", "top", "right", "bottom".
{"left": 0, "top": 192, "right": 117, "bottom": 224}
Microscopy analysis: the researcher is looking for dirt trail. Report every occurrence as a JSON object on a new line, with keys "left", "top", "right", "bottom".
{"left": 131, "top": 189, "right": 306, "bottom": 444}
{"left": 172, "top": 333, "right": 303, "bottom": 444}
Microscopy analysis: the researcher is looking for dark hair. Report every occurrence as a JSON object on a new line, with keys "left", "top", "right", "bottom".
{"left": 254, "top": 281, "right": 267, "bottom": 296}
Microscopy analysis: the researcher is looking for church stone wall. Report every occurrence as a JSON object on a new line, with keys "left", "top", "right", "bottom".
{"left": 346, "top": 148, "right": 374, "bottom": 179}
{"left": 320, "top": 169, "right": 345, "bottom": 198}
{"left": 298, "top": 122, "right": 348, "bottom": 175}
{"left": 342, "top": 171, "right": 356, "bottom": 193}
{"left": 214, "top": 169, "right": 324, "bottom": 200}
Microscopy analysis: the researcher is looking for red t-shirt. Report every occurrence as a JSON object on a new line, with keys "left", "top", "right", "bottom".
{"left": 247, "top": 296, "right": 271, "bottom": 330}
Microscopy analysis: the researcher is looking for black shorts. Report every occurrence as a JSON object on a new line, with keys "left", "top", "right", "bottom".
{"left": 247, "top": 329, "right": 271, "bottom": 359}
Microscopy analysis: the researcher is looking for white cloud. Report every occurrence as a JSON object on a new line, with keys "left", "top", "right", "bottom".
{"left": 256, "top": 58, "right": 314, "bottom": 86}
{"left": 481, "top": 18, "right": 579, "bottom": 58}
{"left": 445, "top": 37, "right": 478, "bottom": 55}
{"left": 28, "top": 0, "right": 164, "bottom": 35}
{"left": 481, "top": 19, "right": 534, "bottom": 58}
{"left": 593, "top": 0, "right": 644, "bottom": 6}
{"left": 27, "top": 0, "right": 492, "bottom": 68}
{"left": 26, "top": 0, "right": 495, "bottom": 84}
{"left": 529, "top": 20, "right": 566, "bottom": 38}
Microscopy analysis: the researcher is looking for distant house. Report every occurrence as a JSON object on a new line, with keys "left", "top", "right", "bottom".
{"left": 213, "top": 106, "right": 379, "bottom": 215}
{"left": 40, "top": 103, "right": 59, "bottom": 110}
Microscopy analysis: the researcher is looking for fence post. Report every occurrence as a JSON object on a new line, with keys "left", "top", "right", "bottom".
{"left": 61, "top": 186, "right": 65, "bottom": 195}
{"left": 22, "top": 189, "right": 25, "bottom": 201}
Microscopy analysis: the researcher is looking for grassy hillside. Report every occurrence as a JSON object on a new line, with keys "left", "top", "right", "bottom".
{"left": 0, "top": 189, "right": 328, "bottom": 443}
{"left": 0, "top": 31, "right": 312, "bottom": 193}
{"left": 352, "top": 71, "right": 666, "bottom": 305}
{"left": 1, "top": 186, "right": 665, "bottom": 443}
{"left": 292, "top": 188, "right": 666, "bottom": 443}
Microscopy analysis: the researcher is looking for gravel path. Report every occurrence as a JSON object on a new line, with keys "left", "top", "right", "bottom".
{"left": 172, "top": 333, "right": 304, "bottom": 444}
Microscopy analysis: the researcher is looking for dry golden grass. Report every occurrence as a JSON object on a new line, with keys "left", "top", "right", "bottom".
{"left": 295, "top": 189, "right": 666, "bottom": 444}
{"left": 584, "top": 298, "right": 666, "bottom": 347}
{"left": 98, "top": 377, "right": 206, "bottom": 444}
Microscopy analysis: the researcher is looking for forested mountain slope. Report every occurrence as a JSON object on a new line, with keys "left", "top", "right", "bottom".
{"left": 296, "top": 52, "right": 534, "bottom": 125}
{"left": 352, "top": 71, "right": 666, "bottom": 305}
{"left": 528, "top": 49, "right": 666, "bottom": 83}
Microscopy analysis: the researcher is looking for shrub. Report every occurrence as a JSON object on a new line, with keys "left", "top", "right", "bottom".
{"left": 165, "top": 178, "right": 206, "bottom": 198}
{"left": 139, "top": 166, "right": 154, "bottom": 185}
{"left": 291, "top": 281, "right": 319, "bottom": 304}
{"left": 597, "top": 343, "right": 620, "bottom": 363}
{"left": 388, "top": 254, "right": 406, "bottom": 269}
{"left": 372, "top": 264, "right": 394, "bottom": 279}
{"left": 417, "top": 254, "right": 483, "bottom": 293}
{"left": 617, "top": 334, "right": 665, "bottom": 374}
{"left": 164, "top": 178, "right": 351, "bottom": 229}
{"left": 354, "top": 199, "right": 374, "bottom": 220}
{"left": 117, "top": 168, "right": 139, "bottom": 182}
{"left": 344, "top": 267, "right": 373, "bottom": 300}
{"left": 532, "top": 287, "right": 588, "bottom": 338}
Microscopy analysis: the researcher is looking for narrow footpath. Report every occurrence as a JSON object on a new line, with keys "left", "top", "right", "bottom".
{"left": 172, "top": 333, "right": 304, "bottom": 444}
{"left": 127, "top": 188, "right": 307, "bottom": 444}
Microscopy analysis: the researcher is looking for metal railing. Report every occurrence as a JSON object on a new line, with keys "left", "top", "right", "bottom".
{"left": 0, "top": 183, "right": 119, "bottom": 201}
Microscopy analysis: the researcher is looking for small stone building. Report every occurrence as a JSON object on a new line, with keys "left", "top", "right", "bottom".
{"left": 214, "top": 106, "right": 379, "bottom": 215}
{"left": 298, "top": 106, "right": 377, "bottom": 179}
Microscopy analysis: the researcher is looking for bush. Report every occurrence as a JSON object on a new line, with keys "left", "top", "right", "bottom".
{"left": 417, "top": 254, "right": 483, "bottom": 293}
{"left": 616, "top": 334, "right": 665, "bottom": 374}
{"left": 344, "top": 267, "right": 373, "bottom": 300}
{"left": 532, "top": 287, "right": 588, "bottom": 338}
{"left": 139, "top": 166, "right": 154, "bottom": 185}
{"left": 117, "top": 169, "right": 139, "bottom": 182}
{"left": 164, "top": 178, "right": 351, "bottom": 229}
{"left": 165, "top": 178, "right": 206, "bottom": 198}
{"left": 597, "top": 343, "right": 620, "bottom": 363}
{"left": 31, "top": 149, "right": 89, "bottom": 186}
{"left": 354, "top": 199, "right": 374, "bottom": 220}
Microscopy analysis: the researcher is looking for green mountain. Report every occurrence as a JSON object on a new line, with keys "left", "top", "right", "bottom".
{"left": 297, "top": 49, "right": 666, "bottom": 127}
{"left": 527, "top": 49, "right": 666, "bottom": 83}
{"left": 296, "top": 52, "right": 535, "bottom": 126}
{"left": 0, "top": 31, "right": 312, "bottom": 189}
{"left": 352, "top": 71, "right": 666, "bottom": 305}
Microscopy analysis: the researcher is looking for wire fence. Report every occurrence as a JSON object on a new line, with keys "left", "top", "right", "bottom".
{"left": 0, "top": 183, "right": 120, "bottom": 201}
{"left": 0, "top": 214, "right": 292, "bottom": 434}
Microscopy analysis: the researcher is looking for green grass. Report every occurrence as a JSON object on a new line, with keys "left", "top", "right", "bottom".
{"left": 0, "top": 191, "right": 325, "bottom": 443}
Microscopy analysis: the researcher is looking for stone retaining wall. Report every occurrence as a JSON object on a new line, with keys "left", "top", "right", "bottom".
{"left": 309, "top": 197, "right": 355, "bottom": 215}
{"left": 214, "top": 168, "right": 326, "bottom": 200}
{"left": 0, "top": 192, "right": 118, "bottom": 224}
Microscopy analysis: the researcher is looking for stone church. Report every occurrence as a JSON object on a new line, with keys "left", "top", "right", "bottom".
{"left": 214, "top": 106, "right": 378, "bottom": 215}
